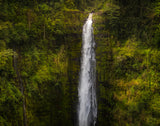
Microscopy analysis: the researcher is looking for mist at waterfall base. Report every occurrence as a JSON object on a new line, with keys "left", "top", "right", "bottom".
{"left": 78, "top": 13, "right": 97, "bottom": 126}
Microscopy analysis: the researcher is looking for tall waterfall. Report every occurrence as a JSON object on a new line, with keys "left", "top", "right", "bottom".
{"left": 78, "top": 13, "right": 97, "bottom": 126}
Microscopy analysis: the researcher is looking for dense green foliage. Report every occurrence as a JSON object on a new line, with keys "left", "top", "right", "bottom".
{"left": 94, "top": 0, "right": 160, "bottom": 125}
{"left": 0, "top": 0, "right": 160, "bottom": 125}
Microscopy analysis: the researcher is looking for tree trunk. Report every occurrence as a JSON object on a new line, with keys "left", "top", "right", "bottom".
{"left": 27, "top": 10, "right": 31, "bottom": 30}
{"left": 13, "top": 52, "right": 28, "bottom": 126}
{"left": 43, "top": 22, "right": 46, "bottom": 40}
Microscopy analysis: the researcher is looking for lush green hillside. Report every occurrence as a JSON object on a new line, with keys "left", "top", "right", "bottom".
{"left": 0, "top": 0, "right": 160, "bottom": 126}
{"left": 93, "top": 0, "right": 160, "bottom": 125}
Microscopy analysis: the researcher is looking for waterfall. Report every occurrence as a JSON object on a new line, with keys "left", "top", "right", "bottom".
{"left": 78, "top": 13, "right": 97, "bottom": 126}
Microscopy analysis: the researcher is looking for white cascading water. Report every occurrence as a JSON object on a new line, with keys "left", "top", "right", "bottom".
{"left": 78, "top": 13, "right": 97, "bottom": 126}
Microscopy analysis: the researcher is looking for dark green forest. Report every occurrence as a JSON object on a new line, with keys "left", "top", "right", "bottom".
{"left": 0, "top": 0, "right": 160, "bottom": 125}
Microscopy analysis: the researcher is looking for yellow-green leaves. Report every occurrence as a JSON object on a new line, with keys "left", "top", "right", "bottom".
{"left": 155, "top": 2, "right": 160, "bottom": 16}
{"left": 0, "top": 49, "right": 16, "bottom": 69}
{"left": 32, "top": 45, "right": 67, "bottom": 86}
{"left": 115, "top": 37, "right": 138, "bottom": 63}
